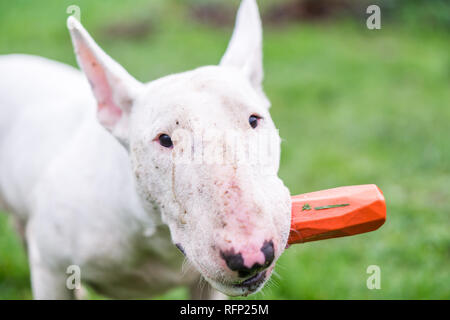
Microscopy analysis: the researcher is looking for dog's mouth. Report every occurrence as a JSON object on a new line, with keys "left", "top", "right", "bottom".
{"left": 204, "top": 270, "right": 270, "bottom": 297}
{"left": 233, "top": 271, "right": 267, "bottom": 291}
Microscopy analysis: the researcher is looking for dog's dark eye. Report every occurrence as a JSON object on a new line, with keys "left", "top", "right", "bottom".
{"left": 158, "top": 134, "right": 173, "bottom": 148}
{"left": 249, "top": 115, "right": 261, "bottom": 129}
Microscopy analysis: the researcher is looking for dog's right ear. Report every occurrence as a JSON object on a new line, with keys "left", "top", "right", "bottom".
{"left": 67, "top": 16, "right": 143, "bottom": 144}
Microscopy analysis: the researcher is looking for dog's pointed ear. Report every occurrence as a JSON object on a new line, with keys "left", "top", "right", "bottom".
{"left": 220, "top": 0, "right": 264, "bottom": 94}
{"left": 67, "top": 16, "right": 143, "bottom": 144}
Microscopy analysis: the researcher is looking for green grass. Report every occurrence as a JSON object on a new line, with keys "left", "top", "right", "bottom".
{"left": 0, "top": 0, "right": 449, "bottom": 299}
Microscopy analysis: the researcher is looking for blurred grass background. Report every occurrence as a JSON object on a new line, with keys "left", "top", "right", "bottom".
{"left": 0, "top": 0, "right": 449, "bottom": 299}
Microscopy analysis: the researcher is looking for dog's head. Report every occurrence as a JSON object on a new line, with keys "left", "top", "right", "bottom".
{"left": 68, "top": 0, "right": 291, "bottom": 296}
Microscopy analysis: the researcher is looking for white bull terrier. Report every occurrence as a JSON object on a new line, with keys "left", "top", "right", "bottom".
{"left": 0, "top": 0, "right": 291, "bottom": 299}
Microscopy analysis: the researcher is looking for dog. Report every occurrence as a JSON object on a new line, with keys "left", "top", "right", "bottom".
{"left": 0, "top": 0, "right": 291, "bottom": 299}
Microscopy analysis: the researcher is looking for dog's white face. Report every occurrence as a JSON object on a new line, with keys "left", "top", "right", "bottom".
{"left": 130, "top": 66, "right": 291, "bottom": 296}
{"left": 68, "top": 0, "right": 291, "bottom": 296}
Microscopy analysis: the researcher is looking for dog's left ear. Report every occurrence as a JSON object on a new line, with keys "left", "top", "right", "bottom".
{"left": 220, "top": 0, "right": 267, "bottom": 101}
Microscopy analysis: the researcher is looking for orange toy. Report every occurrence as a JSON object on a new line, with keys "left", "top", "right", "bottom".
{"left": 288, "top": 184, "right": 386, "bottom": 244}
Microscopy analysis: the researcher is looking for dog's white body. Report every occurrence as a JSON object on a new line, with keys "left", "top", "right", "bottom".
{"left": 0, "top": 54, "right": 194, "bottom": 299}
{"left": 0, "top": 0, "right": 292, "bottom": 299}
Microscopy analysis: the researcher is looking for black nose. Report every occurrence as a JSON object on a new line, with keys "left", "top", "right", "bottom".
{"left": 261, "top": 240, "right": 275, "bottom": 265}
{"left": 220, "top": 240, "right": 275, "bottom": 278}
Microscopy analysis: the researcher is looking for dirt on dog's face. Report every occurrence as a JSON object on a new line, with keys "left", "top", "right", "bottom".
{"left": 130, "top": 66, "right": 291, "bottom": 296}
